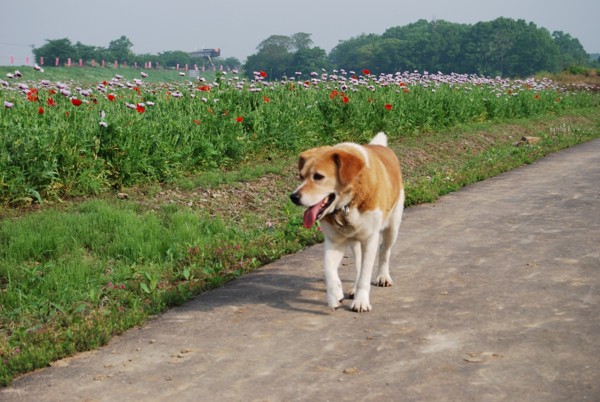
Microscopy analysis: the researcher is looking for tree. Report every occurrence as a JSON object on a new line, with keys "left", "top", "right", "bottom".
{"left": 289, "top": 47, "right": 330, "bottom": 74}
{"left": 159, "top": 50, "right": 192, "bottom": 68}
{"left": 33, "top": 38, "right": 75, "bottom": 65}
{"left": 244, "top": 33, "right": 327, "bottom": 79}
{"left": 73, "top": 41, "right": 101, "bottom": 63}
{"left": 328, "top": 34, "right": 381, "bottom": 72}
{"left": 552, "top": 31, "right": 590, "bottom": 69}
{"left": 256, "top": 35, "right": 294, "bottom": 53}
{"left": 107, "top": 36, "right": 134, "bottom": 63}
{"left": 244, "top": 43, "right": 292, "bottom": 79}
{"left": 291, "top": 33, "right": 313, "bottom": 50}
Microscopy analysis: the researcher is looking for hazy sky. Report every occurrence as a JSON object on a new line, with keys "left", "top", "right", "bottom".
{"left": 1, "top": 0, "right": 599, "bottom": 66}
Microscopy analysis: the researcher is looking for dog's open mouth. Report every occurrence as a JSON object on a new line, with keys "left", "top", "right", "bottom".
{"left": 303, "top": 193, "right": 335, "bottom": 228}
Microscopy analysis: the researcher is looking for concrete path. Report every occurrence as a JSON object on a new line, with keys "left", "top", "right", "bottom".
{"left": 2, "top": 139, "right": 600, "bottom": 402}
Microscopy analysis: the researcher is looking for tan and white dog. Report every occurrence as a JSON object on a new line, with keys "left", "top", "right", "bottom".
{"left": 290, "top": 132, "right": 404, "bottom": 312}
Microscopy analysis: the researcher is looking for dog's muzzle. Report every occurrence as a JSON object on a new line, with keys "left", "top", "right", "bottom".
{"left": 290, "top": 192, "right": 302, "bottom": 206}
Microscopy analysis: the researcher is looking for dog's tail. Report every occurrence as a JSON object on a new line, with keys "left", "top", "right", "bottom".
{"left": 370, "top": 132, "right": 388, "bottom": 147}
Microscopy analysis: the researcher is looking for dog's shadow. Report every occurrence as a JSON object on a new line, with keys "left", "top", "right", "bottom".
{"left": 182, "top": 252, "right": 359, "bottom": 317}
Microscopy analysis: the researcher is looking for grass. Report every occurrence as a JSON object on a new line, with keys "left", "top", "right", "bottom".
{"left": 0, "top": 67, "right": 599, "bottom": 385}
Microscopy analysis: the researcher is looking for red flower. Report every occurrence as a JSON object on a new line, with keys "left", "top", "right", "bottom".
{"left": 385, "top": 104, "right": 393, "bottom": 110}
{"left": 329, "top": 90, "right": 339, "bottom": 99}
{"left": 534, "top": 94, "right": 540, "bottom": 100}
{"left": 48, "top": 89, "right": 57, "bottom": 95}
{"left": 193, "top": 119, "right": 201, "bottom": 125}
{"left": 236, "top": 116, "right": 243, "bottom": 123}
{"left": 47, "top": 98, "right": 56, "bottom": 107}
{"left": 136, "top": 104, "right": 145, "bottom": 113}
{"left": 399, "top": 82, "right": 406, "bottom": 87}
{"left": 38, "top": 107, "right": 44, "bottom": 115}
{"left": 263, "top": 96, "right": 270, "bottom": 103}
{"left": 259, "top": 70, "right": 267, "bottom": 78}
{"left": 71, "top": 98, "right": 82, "bottom": 106}
{"left": 342, "top": 95, "right": 349, "bottom": 104}
{"left": 107, "top": 94, "right": 116, "bottom": 101}
{"left": 363, "top": 69, "right": 371, "bottom": 75}
{"left": 403, "top": 88, "right": 410, "bottom": 93}
{"left": 27, "top": 89, "right": 38, "bottom": 102}
{"left": 198, "top": 85, "right": 210, "bottom": 91}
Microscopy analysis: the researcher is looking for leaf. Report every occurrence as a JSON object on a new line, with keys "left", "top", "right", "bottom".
{"left": 140, "top": 282, "right": 151, "bottom": 294}
{"left": 72, "top": 303, "right": 87, "bottom": 315}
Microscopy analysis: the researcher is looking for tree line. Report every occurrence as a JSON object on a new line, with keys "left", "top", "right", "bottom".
{"left": 33, "top": 18, "right": 596, "bottom": 78}
{"left": 246, "top": 18, "right": 596, "bottom": 79}
{"left": 32, "top": 36, "right": 241, "bottom": 70}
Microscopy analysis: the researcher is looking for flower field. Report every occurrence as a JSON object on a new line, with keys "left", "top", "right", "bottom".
{"left": 1, "top": 67, "right": 597, "bottom": 204}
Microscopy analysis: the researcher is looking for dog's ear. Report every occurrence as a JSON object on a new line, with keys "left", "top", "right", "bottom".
{"left": 299, "top": 147, "right": 332, "bottom": 172}
{"left": 332, "top": 151, "right": 365, "bottom": 186}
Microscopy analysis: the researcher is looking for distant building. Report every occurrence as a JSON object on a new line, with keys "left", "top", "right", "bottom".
{"left": 189, "top": 48, "right": 220, "bottom": 58}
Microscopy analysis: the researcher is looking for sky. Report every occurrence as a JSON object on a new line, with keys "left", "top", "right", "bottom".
{"left": 1, "top": 0, "right": 599, "bottom": 66}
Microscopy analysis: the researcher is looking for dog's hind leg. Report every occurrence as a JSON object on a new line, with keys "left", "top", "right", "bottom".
{"left": 376, "top": 190, "right": 404, "bottom": 287}
{"left": 348, "top": 241, "right": 361, "bottom": 299}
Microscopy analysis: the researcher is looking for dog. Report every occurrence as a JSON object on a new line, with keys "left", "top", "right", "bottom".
{"left": 290, "top": 132, "right": 404, "bottom": 312}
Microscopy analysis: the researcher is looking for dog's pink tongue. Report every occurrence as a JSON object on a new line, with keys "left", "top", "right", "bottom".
{"left": 303, "top": 204, "right": 321, "bottom": 228}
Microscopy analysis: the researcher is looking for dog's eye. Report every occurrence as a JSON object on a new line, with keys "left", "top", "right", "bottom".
{"left": 313, "top": 173, "right": 325, "bottom": 181}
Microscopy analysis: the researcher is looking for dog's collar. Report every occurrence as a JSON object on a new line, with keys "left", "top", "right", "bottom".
{"left": 330, "top": 204, "right": 351, "bottom": 227}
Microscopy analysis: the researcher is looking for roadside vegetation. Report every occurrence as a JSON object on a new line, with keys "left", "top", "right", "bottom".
{"left": 0, "top": 65, "right": 599, "bottom": 386}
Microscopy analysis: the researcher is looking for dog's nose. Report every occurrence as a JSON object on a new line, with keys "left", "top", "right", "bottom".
{"left": 290, "top": 192, "right": 302, "bottom": 205}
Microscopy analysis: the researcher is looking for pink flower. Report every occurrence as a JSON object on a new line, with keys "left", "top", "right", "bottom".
{"left": 4, "top": 101, "right": 14, "bottom": 108}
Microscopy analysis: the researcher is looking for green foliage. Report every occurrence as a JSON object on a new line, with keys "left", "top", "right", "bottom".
{"left": 244, "top": 33, "right": 330, "bottom": 79}
{"left": 32, "top": 37, "right": 241, "bottom": 71}
{"left": 0, "top": 68, "right": 598, "bottom": 204}
{"left": 331, "top": 17, "right": 592, "bottom": 77}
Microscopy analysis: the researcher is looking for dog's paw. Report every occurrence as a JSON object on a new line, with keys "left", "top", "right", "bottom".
{"left": 350, "top": 293, "right": 372, "bottom": 312}
{"left": 375, "top": 275, "right": 393, "bottom": 287}
{"left": 327, "top": 296, "right": 343, "bottom": 310}
{"left": 327, "top": 281, "right": 344, "bottom": 310}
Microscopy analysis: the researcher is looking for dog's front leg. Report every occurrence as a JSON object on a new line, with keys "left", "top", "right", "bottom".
{"left": 324, "top": 239, "right": 345, "bottom": 310}
{"left": 350, "top": 235, "right": 379, "bottom": 312}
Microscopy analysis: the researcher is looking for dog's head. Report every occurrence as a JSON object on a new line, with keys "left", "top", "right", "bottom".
{"left": 290, "top": 146, "right": 365, "bottom": 228}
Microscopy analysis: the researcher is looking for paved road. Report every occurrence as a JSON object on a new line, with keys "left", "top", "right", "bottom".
{"left": 2, "top": 139, "right": 600, "bottom": 402}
